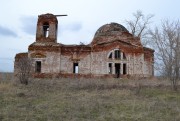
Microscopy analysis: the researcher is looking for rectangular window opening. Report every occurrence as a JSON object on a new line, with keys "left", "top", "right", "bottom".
{"left": 123, "top": 63, "right": 127, "bottom": 75}
{"left": 36, "top": 61, "right": 41, "bottom": 73}
{"left": 73, "top": 63, "right": 79, "bottom": 74}
{"left": 108, "top": 63, "right": 112, "bottom": 74}
{"left": 123, "top": 53, "right": 126, "bottom": 60}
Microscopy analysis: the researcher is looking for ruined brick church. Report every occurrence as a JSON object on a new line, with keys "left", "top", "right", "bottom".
{"left": 14, "top": 13, "right": 154, "bottom": 78}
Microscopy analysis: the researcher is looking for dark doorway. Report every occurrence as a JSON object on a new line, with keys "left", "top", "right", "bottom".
{"left": 73, "top": 63, "right": 79, "bottom": 74}
{"left": 115, "top": 63, "right": 121, "bottom": 78}
{"left": 123, "top": 63, "right": 127, "bottom": 75}
{"left": 36, "top": 61, "right": 41, "bottom": 73}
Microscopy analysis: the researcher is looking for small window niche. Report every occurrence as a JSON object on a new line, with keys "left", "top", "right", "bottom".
{"left": 43, "top": 22, "right": 49, "bottom": 38}
{"left": 35, "top": 61, "right": 41, "bottom": 73}
{"left": 73, "top": 63, "right": 79, "bottom": 74}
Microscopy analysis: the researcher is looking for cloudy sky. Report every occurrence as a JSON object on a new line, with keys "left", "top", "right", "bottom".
{"left": 0, "top": 0, "right": 180, "bottom": 72}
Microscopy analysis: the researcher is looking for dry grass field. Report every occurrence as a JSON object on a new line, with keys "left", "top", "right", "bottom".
{"left": 0, "top": 73, "right": 180, "bottom": 121}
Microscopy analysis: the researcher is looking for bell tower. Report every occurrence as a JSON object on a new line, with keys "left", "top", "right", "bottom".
{"left": 36, "top": 13, "right": 60, "bottom": 43}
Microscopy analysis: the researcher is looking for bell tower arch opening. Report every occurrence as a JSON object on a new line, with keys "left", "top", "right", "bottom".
{"left": 43, "top": 22, "right": 49, "bottom": 38}
{"left": 35, "top": 13, "right": 67, "bottom": 43}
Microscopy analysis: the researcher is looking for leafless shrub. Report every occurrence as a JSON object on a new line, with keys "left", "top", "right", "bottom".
{"left": 16, "top": 57, "right": 32, "bottom": 85}
{"left": 149, "top": 20, "right": 180, "bottom": 91}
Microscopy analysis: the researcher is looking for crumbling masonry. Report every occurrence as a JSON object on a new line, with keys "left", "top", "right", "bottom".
{"left": 14, "top": 13, "right": 154, "bottom": 78}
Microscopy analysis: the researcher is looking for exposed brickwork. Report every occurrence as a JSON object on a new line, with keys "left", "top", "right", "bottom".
{"left": 14, "top": 13, "right": 154, "bottom": 78}
{"left": 15, "top": 53, "right": 28, "bottom": 61}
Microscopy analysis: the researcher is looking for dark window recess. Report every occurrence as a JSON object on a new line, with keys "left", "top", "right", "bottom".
{"left": 123, "top": 52, "right": 126, "bottom": 59}
{"left": 115, "top": 50, "right": 121, "bottom": 59}
{"left": 36, "top": 61, "right": 41, "bottom": 73}
{"left": 109, "top": 52, "right": 112, "bottom": 59}
{"left": 43, "top": 22, "right": 49, "bottom": 38}
{"left": 108, "top": 63, "right": 112, "bottom": 74}
{"left": 73, "top": 63, "right": 79, "bottom": 74}
{"left": 123, "top": 63, "right": 126, "bottom": 75}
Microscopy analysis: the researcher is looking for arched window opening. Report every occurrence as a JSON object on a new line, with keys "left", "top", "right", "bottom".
{"left": 107, "top": 49, "right": 127, "bottom": 76}
{"left": 43, "top": 22, "right": 49, "bottom": 38}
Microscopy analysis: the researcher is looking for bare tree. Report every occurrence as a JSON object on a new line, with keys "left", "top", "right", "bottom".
{"left": 16, "top": 57, "right": 32, "bottom": 85}
{"left": 125, "top": 10, "right": 154, "bottom": 46}
{"left": 149, "top": 20, "right": 180, "bottom": 90}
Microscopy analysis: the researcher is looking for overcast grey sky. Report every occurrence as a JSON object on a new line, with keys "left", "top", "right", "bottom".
{"left": 0, "top": 0, "right": 180, "bottom": 72}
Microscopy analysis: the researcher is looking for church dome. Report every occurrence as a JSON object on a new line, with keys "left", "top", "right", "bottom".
{"left": 94, "top": 22, "right": 128, "bottom": 37}
{"left": 91, "top": 23, "right": 129, "bottom": 45}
